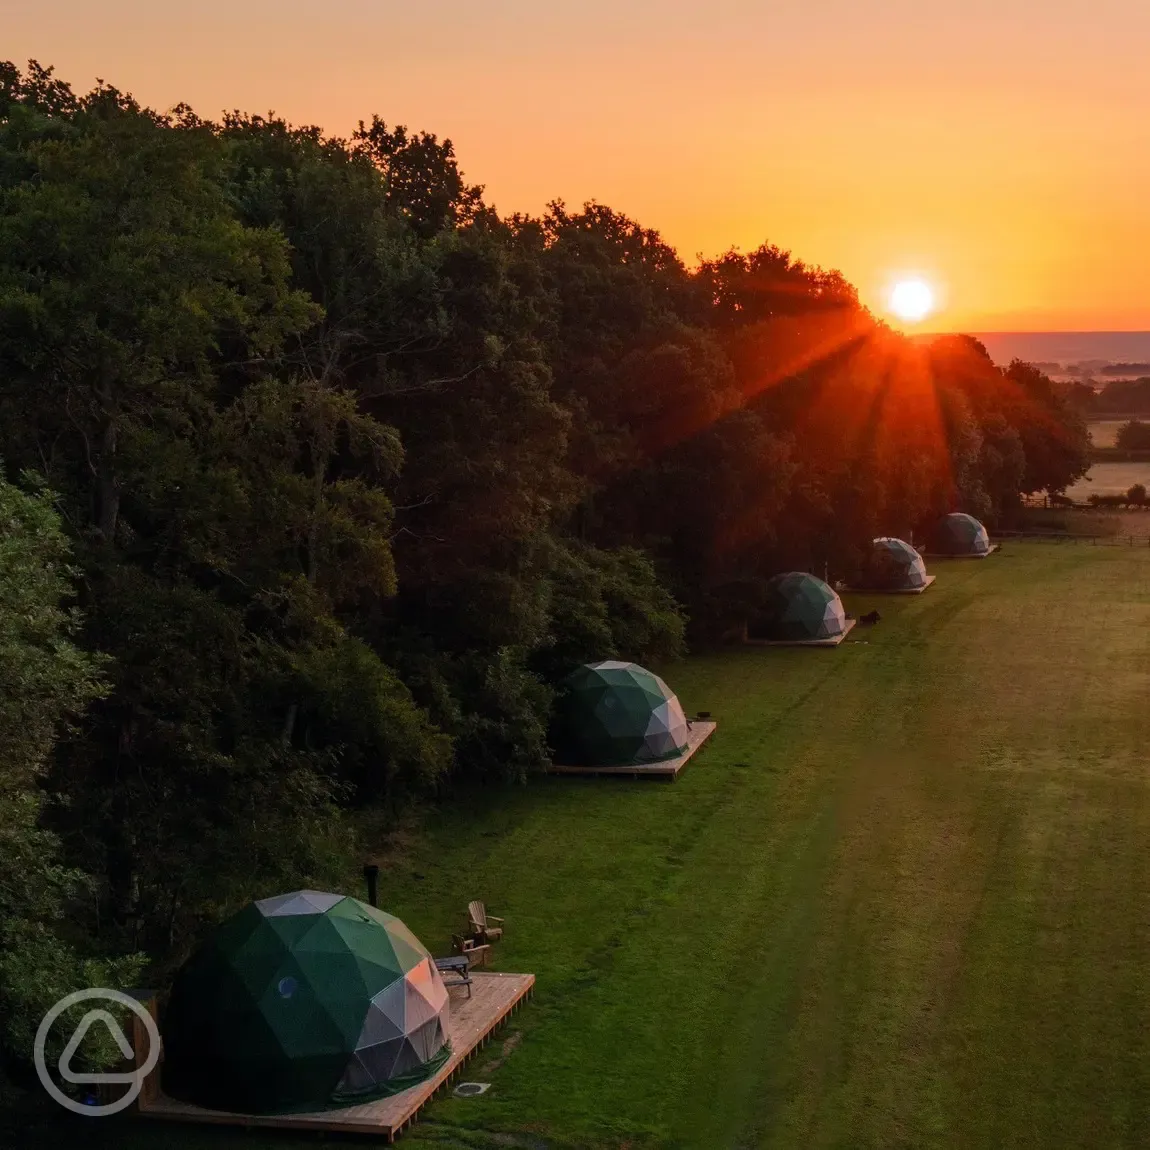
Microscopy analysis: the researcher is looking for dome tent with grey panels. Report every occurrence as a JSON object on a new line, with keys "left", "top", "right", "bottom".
{"left": 924, "top": 512, "right": 997, "bottom": 557}
{"left": 745, "top": 572, "right": 856, "bottom": 647}
{"left": 847, "top": 537, "right": 936, "bottom": 593}
{"left": 162, "top": 891, "right": 451, "bottom": 1114}
{"left": 550, "top": 660, "right": 691, "bottom": 766}
{"left": 547, "top": 661, "right": 717, "bottom": 779}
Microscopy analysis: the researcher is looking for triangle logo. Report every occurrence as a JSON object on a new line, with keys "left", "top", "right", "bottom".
{"left": 58, "top": 1010, "right": 136, "bottom": 1085}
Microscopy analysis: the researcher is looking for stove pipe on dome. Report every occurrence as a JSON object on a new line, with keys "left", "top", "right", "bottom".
{"left": 363, "top": 862, "right": 380, "bottom": 908}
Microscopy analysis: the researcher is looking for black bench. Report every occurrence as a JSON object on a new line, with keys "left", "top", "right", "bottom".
{"left": 434, "top": 955, "right": 473, "bottom": 997}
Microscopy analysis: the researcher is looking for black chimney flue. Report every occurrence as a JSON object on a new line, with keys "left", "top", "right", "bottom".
{"left": 363, "top": 862, "right": 380, "bottom": 908}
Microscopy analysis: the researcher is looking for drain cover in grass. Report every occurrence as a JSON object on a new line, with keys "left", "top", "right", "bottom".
{"left": 454, "top": 1082, "right": 491, "bottom": 1098}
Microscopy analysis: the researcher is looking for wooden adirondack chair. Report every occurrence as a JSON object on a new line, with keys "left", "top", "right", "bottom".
{"left": 467, "top": 900, "right": 504, "bottom": 943}
{"left": 450, "top": 934, "right": 491, "bottom": 969}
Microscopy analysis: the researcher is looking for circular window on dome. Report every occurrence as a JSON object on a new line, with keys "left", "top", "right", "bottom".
{"left": 277, "top": 976, "right": 297, "bottom": 999}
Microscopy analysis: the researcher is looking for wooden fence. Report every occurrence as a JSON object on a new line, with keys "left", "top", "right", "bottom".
{"left": 995, "top": 529, "right": 1150, "bottom": 546}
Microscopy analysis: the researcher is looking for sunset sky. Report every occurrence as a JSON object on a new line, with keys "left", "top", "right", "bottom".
{"left": 8, "top": 0, "right": 1150, "bottom": 332}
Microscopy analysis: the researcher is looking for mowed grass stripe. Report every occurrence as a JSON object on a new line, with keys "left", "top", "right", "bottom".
{"left": 417, "top": 649, "right": 860, "bottom": 1145}
{"left": 73, "top": 543, "right": 1150, "bottom": 1150}
{"left": 727, "top": 545, "right": 1150, "bottom": 1150}
{"left": 933, "top": 547, "right": 1150, "bottom": 1149}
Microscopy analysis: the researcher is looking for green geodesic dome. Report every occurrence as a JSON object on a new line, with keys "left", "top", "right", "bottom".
{"left": 859, "top": 537, "right": 929, "bottom": 590}
{"left": 749, "top": 572, "right": 847, "bottom": 641}
{"left": 929, "top": 512, "right": 990, "bottom": 555}
{"left": 162, "top": 892, "right": 451, "bottom": 1115}
{"left": 551, "top": 660, "right": 690, "bottom": 766}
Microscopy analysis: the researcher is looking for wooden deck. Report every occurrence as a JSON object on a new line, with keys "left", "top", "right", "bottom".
{"left": 133, "top": 971, "right": 534, "bottom": 1142}
{"left": 842, "top": 574, "right": 937, "bottom": 595}
{"left": 548, "top": 720, "right": 716, "bottom": 779}
{"left": 744, "top": 617, "right": 858, "bottom": 647}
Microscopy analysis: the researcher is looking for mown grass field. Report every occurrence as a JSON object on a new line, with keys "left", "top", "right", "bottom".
{"left": 20, "top": 542, "right": 1150, "bottom": 1149}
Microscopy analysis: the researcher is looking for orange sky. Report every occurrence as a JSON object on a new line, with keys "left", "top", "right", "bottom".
{"left": 8, "top": 1, "right": 1150, "bottom": 332}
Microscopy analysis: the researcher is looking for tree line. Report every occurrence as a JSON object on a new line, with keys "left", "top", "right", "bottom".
{"left": 0, "top": 61, "right": 1091, "bottom": 1091}
{"left": 1065, "top": 376, "right": 1150, "bottom": 415}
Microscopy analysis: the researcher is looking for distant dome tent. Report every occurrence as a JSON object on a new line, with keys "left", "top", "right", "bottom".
{"left": 746, "top": 572, "right": 853, "bottom": 646}
{"left": 926, "top": 513, "right": 994, "bottom": 557}
{"left": 162, "top": 892, "right": 451, "bottom": 1115}
{"left": 852, "top": 537, "right": 934, "bottom": 593}
{"left": 550, "top": 661, "right": 690, "bottom": 767}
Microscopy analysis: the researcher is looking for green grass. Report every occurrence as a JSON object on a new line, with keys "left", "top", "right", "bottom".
{"left": 19, "top": 542, "right": 1150, "bottom": 1148}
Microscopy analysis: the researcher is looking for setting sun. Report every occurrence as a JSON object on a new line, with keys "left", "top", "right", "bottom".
{"left": 888, "top": 279, "right": 935, "bottom": 324}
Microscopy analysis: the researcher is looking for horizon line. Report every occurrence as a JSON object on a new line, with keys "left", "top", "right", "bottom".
{"left": 913, "top": 329, "right": 1150, "bottom": 337}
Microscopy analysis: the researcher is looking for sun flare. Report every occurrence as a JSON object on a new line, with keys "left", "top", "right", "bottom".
{"left": 888, "top": 278, "right": 935, "bottom": 323}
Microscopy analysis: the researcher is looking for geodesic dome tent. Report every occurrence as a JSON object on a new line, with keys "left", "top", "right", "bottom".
{"left": 858, "top": 537, "right": 929, "bottom": 590}
{"left": 928, "top": 512, "right": 990, "bottom": 555}
{"left": 162, "top": 891, "right": 451, "bottom": 1115}
{"left": 551, "top": 660, "right": 690, "bottom": 766}
{"left": 748, "top": 572, "right": 847, "bottom": 642}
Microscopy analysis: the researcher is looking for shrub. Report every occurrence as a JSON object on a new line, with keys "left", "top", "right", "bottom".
{"left": 1115, "top": 421, "right": 1150, "bottom": 451}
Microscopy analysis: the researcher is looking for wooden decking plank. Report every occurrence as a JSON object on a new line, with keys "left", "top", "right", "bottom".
{"left": 135, "top": 971, "right": 534, "bottom": 1138}
{"left": 547, "top": 720, "right": 716, "bottom": 779}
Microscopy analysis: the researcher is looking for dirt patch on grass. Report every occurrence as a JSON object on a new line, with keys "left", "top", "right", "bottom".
{"left": 478, "top": 1030, "right": 524, "bottom": 1075}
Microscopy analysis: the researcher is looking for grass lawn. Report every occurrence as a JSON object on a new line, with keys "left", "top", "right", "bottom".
{"left": 18, "top": 542, "right": 1150, "bottom": 1149}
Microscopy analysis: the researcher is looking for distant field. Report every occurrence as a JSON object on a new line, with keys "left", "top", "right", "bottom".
{"left": 1054, "top": 422, "right": 1150, "bottom": 503}
{"left": 1088, "top": 420, "right": 1127, "bottom": 448}
{"left": 1066, "top": 461, "right": 1150, "bottom": 500}
{"left": 19, "top": 544, "right": 1150, "bottom": 1149}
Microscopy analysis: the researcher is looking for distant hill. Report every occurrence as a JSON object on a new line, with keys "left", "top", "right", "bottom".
{"left": 912, "top": 331, "right": 1150, "bottom": 370}
{"left": 1100, "top": 363, "right": 1150, "bottom": 376}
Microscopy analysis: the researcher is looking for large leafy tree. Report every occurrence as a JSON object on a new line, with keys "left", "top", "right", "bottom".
{"left": 212, "top": 122, "right": 686, "bottom": 779}
{"left": 923, "top": 336, "right": 1087, "bottom": 512}
{"left": 1002, "top": 358, "right": 1090, "bottom": 494}
{"left": 351, "top": 115, "right": 485, "bottom": 238}
{"left": 0, "top": 65, "right": 448, "bottom": 955}
{"left": 0, "top": 466, "right": 143, "bottom": 1095}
